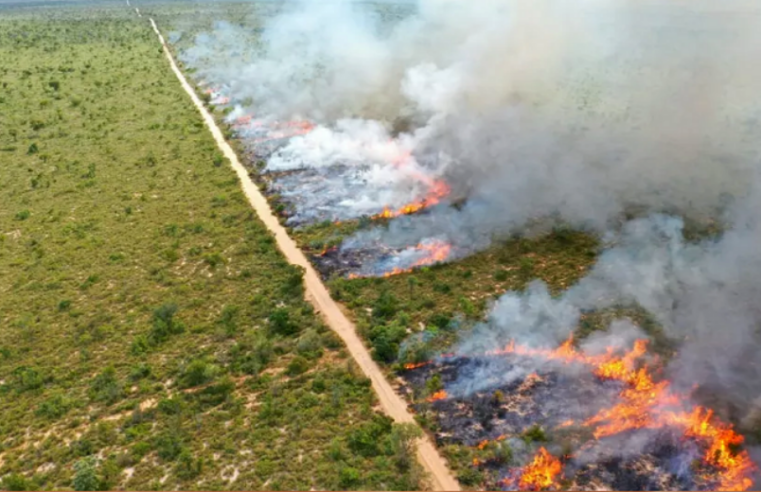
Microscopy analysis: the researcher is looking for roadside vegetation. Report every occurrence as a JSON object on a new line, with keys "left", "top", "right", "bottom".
{"left": 0, "top": 6, "right": 424, "bottom": 491}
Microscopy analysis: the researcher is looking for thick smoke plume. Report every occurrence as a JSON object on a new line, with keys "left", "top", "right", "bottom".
{"left": 180, "top": 0, "right": 761, "bottom": 473}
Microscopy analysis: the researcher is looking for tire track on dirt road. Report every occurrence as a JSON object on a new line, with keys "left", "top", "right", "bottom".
{"left": 148, "top": 17, "right": 461, "bottom": 491}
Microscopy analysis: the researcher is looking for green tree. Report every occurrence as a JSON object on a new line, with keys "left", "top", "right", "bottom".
{"left": 72, "top": 457, "right": 99, "bottom": 491}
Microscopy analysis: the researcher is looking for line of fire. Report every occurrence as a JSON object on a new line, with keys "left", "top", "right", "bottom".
{"left": 199, "top": 82, "right": 758, "bottom": 491}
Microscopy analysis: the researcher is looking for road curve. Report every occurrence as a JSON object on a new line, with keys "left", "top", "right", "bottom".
{"left": 148, "top": 18, "right": 461, "bottom": 492}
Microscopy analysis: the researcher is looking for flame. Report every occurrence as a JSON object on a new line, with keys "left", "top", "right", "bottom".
{"left": 251, "top": 119, "right": 315, "bottom": 144}
{"left": 404, "top": 361, "right": 430, "bottom": 370}
{"left": 317, "top": 245, "right": 337, "bottom": 257}
{"left": 427, "top": 390, "right": 448, "bottom": 402}
{"left": 517, "top": 447, "right": 563, "bottom": 491}
{"left": 372, "top": 179, "right": 451, "bottom": 220}
{"left": 485, "top": 336, "right": 756, "bottom": 491}
{"left": 346, "top": 239, "right": 453, "bottom": 279}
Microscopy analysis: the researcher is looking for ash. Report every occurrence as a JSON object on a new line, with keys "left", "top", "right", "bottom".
{"left": 402, "top": 356, "right": 739, "bottom": 491}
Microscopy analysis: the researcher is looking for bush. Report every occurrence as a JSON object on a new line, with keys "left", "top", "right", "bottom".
{"left": 494, "top": 269, "right": 509, "bottom": 281}
{"left": 280, "top": 265, "right": 305, "bottom": 298}
{"left": 72, "top": 457, "right": 100, "bottom": 491}
{"left": 192, "top": 377, "right": 235, "bottom": 408}
{"left": 428, "top": 312, "right": 452, "bottom": 330}
{"left": 175, "top": 449, "right": 203, "bottom": 480}
{"left": 27, "top": 143, "right": 39, "bottom": 155}
{"left": 230, "top": 335, "right": 272, "bottom": 375}
{"left": 268, "top": 308, "right": 299, "bottom": 336}
{"left": 296, "top": 329, "right": 323, "bottom": 359}
{"left": 15, "top": 210, "right": 30, "bottom": 221}
{"left": 457, "top": 467, "right": 483, "bottom": 486}
{"left": 179, "top": 359, "right": 218, "bottom": 388}
{"left": 129, "top": 362, "right": 151, "bottom": 381}
{"left": 338, "top": 467, "right": 361, "bottom": 488}
{"left": 372, "top": 291, "right": 398, "bottom": 321}
{"left": 217, "top": 305, "right": 239, "bottom": 337}
{"left": 147, "top": 304, "right": 185, "bottom": 346}
{"left": 36, "top": 392, "right": 72, "bottom": 419}
{"left": 88, "top": 366, "right": 124, "bottom": 404}
{"left": 12, "top": 366, "right": 44, "bottom": 392}
{"left": 348, "top": 414, "right": 393, "bottom": 457}
{"left": 1, "top": 473, "right": 31, "bottom": 491}
{"left": 286, "top": 356, "right": 309, "bottom": 376}
{"left": 155, "top": 429, "right": 185, "bottom": 461}
{"left": 158, "top": 397, "right": 183, "bottom": 416}
{"left": 522, "top": 424, "right": 548, "bottom": 443}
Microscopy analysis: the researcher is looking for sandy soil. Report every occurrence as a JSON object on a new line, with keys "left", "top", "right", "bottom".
{"left": 148, "top": 18, "right": 461, "bottom": 491}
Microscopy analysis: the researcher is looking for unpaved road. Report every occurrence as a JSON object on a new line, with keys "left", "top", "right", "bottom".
{"left": 148, "top": 18, "right": 460, "bottom": 492}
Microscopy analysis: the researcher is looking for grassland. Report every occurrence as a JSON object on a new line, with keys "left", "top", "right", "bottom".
{"left": 0, "top": 6, "right": 425, "bottom": 491}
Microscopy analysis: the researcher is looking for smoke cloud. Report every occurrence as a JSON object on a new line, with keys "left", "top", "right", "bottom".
{"left": 179, "top": 0, "right": 761, "bottom": 458}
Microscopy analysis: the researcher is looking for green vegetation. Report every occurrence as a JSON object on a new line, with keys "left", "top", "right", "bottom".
{"left": 0, "top": 6, "right": 423, "bottom": 490}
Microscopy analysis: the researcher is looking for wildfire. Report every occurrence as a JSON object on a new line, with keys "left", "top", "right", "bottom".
{"left": 251, "top": 119, "right": 316, "bottom": 144}
{"left": 482, "top": 336, "right": 756, "bottom": 491}
{"left": 347, "top": 239, "right": 453, "bottom": 279}
{"left": 373, "top": 179, "right": 452, "bottom": 220}
{"left": 427, "top": 390, "right": 448, "bottom": 402}
{"left": 517, "top": 447, "right": 563, "bottom": 491}
{"left": 403, "top": 361, "right": 430, "bottom": 370}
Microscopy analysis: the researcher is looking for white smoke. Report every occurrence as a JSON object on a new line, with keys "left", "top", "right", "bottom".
{"left": 178, "top": 0, "right": 761, "bottom": 439}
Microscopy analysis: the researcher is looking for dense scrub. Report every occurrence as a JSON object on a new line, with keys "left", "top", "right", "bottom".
{"left": 0, "top": 7, "right": 423, "bottom": 490}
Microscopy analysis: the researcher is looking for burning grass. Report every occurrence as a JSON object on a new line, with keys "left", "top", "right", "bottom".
{"left": 400, "top": 337, "right": 756, "bottom": 491}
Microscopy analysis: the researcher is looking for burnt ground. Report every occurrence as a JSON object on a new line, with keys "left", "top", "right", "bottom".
{"left": 400, "top": 356, "right": 746, "bottom": 491}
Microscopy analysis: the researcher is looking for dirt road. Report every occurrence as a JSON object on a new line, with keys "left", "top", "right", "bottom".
{"left": 148, "top": 18, "right": 461, "bottom": 491}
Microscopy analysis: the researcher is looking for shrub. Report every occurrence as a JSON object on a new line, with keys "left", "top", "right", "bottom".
{"left": 27, "top": 143, "right": 39, "bottom": 154}
{"left": 338, "top": 467, "right": 361, "bottom": 488}
{"left": 217, "top": 305, "right": 239, "bottom": 337}
{"left": 494, "top": 269, "right": 509, "bottom": 281}
{"left": 88, "top": 366, "right": 124, "bottom": 404}
{"left": 179, "top": 359, "right": 218, "bottom": 388}
{"left": 372, "top": 291, "right": 398, "bottom": 321}
{"left": 347, "top": 414, "right": 393, "bottom": 457}
{"left": 457, "top": 467, "right": 483, "bottom": 486}
{"left": 72, "top": 457, "right": 99, "bottom": 491}
{"left": 157, "top": 397, "right": 183, "bottom": 416}
{"left": 12, "top": 366, "right": 44, "bottom": 392}
{"left": 522, "top": 424, "right": 548, "bottom": 443}
{"left": 296, "top": 329, "right": 323, "bottom": 359}
{"left": 268, "top": 308, "right": 299, "bottom": 336}
{"left": 175, "top": 449, "right": 203, "bottom": 480}
{"left": 286, "top": 356, "right": 309, "bottom": 376}
{"left": 426, "top": 374, "right": 443, "bottom": 394}
{"left": 212, "top": 152, "right": 224, "bottom": 167}
{"left": 15, "top": 210, "right": 30, "bottom": 221}
{"left": 155, "top": 429, "right": 185, "bottom": 461}
{"left": 428, "top": 312, "right": 452, "bottom": 330}
{"left": 147, "top": 304, "right": 185, "bottom": 346}
{"left": 36, "top": 392, "right": 72, "bottom": 419}
{"left": 1, "top": 473, "right": 31, "bottom": 491}
{"left": 129, "top": 362, "right": 151, "bottom": 381}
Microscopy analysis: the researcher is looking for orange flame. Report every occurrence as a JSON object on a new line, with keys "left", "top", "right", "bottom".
{"left": 404, "top": 361, "right": 430, "bottom": 370}
{"left": 252, "top": 120, "right": 315, "bottom": 143}
{"left": 427, "top": 390, "right": 448, "bottom": 402}
{"left": 517, "top": 447, "right": 563, "bottom": 491}
{"left": 373, "top": 179, "right": 451, "bottom": 220}
{"left": 346, "top": 239, "right": 453, "bottom": 279}
{"left": 486, "top": 336, "right": 755, "bottom": 491}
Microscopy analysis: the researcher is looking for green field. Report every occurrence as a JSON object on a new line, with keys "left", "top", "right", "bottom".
{"left": 0, "top": 6, "right": 424, "bottom": 491}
